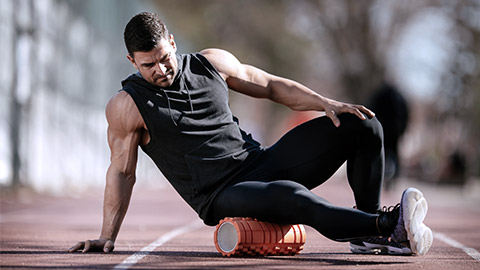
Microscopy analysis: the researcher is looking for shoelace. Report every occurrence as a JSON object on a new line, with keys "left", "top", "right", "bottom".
{"left": 352, "top": 204, "right": 400, "bottom": 213}
{"left": 378, "top": 203, "right": 400, "bottom": 214}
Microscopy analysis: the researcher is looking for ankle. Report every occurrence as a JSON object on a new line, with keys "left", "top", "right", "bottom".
{"left": 376, "top": 214, "right": 394, "bottom": 236}
{"left": 376, "top": 205, "right": 400, "bottom": 236}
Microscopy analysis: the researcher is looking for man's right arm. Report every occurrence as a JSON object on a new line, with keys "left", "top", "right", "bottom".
{"left": 68, "top": 91, "right": 145, "bottom": 253}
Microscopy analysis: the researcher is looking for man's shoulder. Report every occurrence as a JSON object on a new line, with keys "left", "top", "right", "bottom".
{"left": 107, "top": 91, "right": 133, "bottom": 110}
{"left": 198, "top": 48, "right": 233, "bottom": 65}
{"left": 197, "top": 49, "right": 238, "bottom": 80}
{"left": 106, "top": 91, "right": 137, "bottom": 120}
{"left": 106, "top": 91, "right": 145, "bottom": 131}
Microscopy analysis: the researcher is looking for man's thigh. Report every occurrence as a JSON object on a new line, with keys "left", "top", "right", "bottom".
{"left": 240, "top": 115, "right": 362, "bottom": 189}
{"left": 212, "top": 180, "right": 326, "bottom": 224}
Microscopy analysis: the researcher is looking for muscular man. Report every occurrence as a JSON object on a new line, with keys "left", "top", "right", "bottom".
{"left": 69, "top": 12, "right": 432, "bottom": 256}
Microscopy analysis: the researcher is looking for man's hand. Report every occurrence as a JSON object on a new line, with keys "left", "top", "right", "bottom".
{"left": 323, "top": 98, "right": 375, "bottom": 127}
{"left": 68, "top": 239, "right": 115, "bottom": 253}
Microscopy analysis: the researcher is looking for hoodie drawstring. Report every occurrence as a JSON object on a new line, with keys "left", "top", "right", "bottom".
{"left": 157, "top": 79, "right": 193, "bottom": 127}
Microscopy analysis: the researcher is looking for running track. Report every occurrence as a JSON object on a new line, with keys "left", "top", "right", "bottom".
{"left": 1, "top": 177, "right": 479, "bottom": 269}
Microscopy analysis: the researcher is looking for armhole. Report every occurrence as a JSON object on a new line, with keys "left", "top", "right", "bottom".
{"left": 120, "top": 87, "right": 155, "bottom": 149}
{"left": 195, "top": 53, "right": 229, "bottom": 89}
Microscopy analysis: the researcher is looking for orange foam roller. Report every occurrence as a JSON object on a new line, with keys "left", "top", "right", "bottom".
{"left": 214, "top": 217, "right": 306, "bottom": 257}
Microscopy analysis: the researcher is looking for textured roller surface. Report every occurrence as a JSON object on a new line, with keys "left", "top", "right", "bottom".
{"left": 214, "top": 217, "right": 306, "bottom": 257}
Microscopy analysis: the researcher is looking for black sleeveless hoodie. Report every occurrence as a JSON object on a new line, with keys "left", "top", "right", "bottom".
{"left": 121, "top": 53, "right": 261, "bottom": 225}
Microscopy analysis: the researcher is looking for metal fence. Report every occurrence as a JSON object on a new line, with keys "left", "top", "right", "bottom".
{"left": 0, "top": 0, "right": 166, "bottom": 193}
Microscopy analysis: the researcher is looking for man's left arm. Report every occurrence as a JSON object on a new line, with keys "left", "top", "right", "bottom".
{"left": 200, "top": 48, "right": 374, "bottom": 127}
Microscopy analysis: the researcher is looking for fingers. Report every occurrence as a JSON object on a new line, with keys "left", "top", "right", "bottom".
{"left": 83, "top": 239, "right": 92, "bottom": 253}
{"left": 68, "top": 241, "right": 85, "bottom": 253}
{"left": 346, "top": 106, "right": 365, "bottom": 121}
{"left": 356, "top": 105, "right": 375, "bottom": 118}
{"left": 341, "top": 104, "right": 376, "bottom": 120}
{"left": 104, "top": 240, "right": 115, "bottom": 253}
{"left": 68, "top": 239, "right": 113, "bottom": 253}
{"left": 331, "top": 116, "right": 341, "bottom": 127}
{"left": 326, "top": 104, "right": 376, "bottom": 127}
{"left": 327, "top": 109, "right": 341, "bottom": 127}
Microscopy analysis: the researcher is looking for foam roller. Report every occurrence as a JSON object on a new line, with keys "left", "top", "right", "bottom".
{"left": 214, "top": 217, "right": 306, "bottom": 257}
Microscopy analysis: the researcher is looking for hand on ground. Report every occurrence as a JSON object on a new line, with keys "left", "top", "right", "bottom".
{"left": 68, "top": 239, "right": 115, "bottom": 253}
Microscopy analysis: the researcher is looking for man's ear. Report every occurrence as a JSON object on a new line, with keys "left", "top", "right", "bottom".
{"left": 127, "top": 54, "right": 138, "bottom": 69}
{"left": 169, "top": 34, "right": 177, "bottom": 52}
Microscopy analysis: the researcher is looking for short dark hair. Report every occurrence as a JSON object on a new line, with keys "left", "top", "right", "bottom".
{"left": 124, "top": 12, "right": 170, "bottom": 57}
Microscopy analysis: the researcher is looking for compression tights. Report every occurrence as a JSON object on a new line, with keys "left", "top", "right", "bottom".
{"left": 212, "top": 114, "right": 385, "bottom": 241}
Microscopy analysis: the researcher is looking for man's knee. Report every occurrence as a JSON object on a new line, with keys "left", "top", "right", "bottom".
{"left": 363, "top": 116, "right": 384, "bottom": 141}
{"left": 339, "top": 114, "right": 384, "bottom": 144}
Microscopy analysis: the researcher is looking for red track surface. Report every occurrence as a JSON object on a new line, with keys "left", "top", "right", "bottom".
{"left": 1, "top": 177, "right": 479, "bottom": 269}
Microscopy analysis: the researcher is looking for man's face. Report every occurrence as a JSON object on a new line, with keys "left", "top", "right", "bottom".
{"left": 127, "top": 35, "right": 178, "bottom": 88}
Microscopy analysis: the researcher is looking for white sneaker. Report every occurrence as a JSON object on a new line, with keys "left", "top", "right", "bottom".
{"left": 391, "top": 187, "right": 433, "bottom": 255}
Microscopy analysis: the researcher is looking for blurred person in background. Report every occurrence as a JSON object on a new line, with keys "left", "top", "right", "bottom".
{"left": 368, "top": 83, "right": 409, "bottom": 190}
{"left": 69, "top": 12, "right": 432, "bottom": 256}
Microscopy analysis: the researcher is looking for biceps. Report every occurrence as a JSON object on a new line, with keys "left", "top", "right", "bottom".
{"left": 227, "top": 64, "right": 274, "bottom": 98}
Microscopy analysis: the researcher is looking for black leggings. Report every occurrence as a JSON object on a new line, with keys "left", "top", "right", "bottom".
{"left": 212, "top": 114, "right": 385, "bottom": 241}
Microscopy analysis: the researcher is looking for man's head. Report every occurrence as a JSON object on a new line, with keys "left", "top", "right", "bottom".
{"left": 124, "top": 12, "right": 178, "bottom": 87}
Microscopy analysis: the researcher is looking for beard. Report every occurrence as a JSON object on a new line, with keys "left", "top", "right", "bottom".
{"left": 152, "top": 69, "right": 174, "bottom": 86}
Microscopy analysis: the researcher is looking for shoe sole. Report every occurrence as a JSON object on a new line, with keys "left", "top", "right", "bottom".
{"left": 350, "top": 243, "right": 382, "bottom": 254}
{"left": 351, "top": 243, "right": 411, "bottom": 255}
{"left": 351, "top": 240, "right": 413, "bottom": 255}
{"left": 401, "top": 187, "right": 433, "bottom": 255}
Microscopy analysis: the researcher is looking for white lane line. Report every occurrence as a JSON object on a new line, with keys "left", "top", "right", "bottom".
{"left": 435, "top": 232, "right": 480, "bottom": 261}
{"left": 113, "top": 220, "right": 204, "bottom": 269}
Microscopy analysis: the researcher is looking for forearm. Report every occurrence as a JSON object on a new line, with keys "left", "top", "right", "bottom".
{"left": 99, "top": 166, "right": 136, "bottom": 241}
{"left": 269, "top": 76, "right": 374, "bottom": 127}
{"left": 268, "top": 77, "right": 329, "bottom": 112}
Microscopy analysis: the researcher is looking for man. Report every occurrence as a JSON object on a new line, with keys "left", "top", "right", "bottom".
{"left": 69, "top": 12, "right": 432, "bottom": 255}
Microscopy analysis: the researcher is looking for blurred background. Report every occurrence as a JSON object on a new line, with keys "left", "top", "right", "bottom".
{"left": 1, "top": 0, "right": 479, "bottom": 196}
